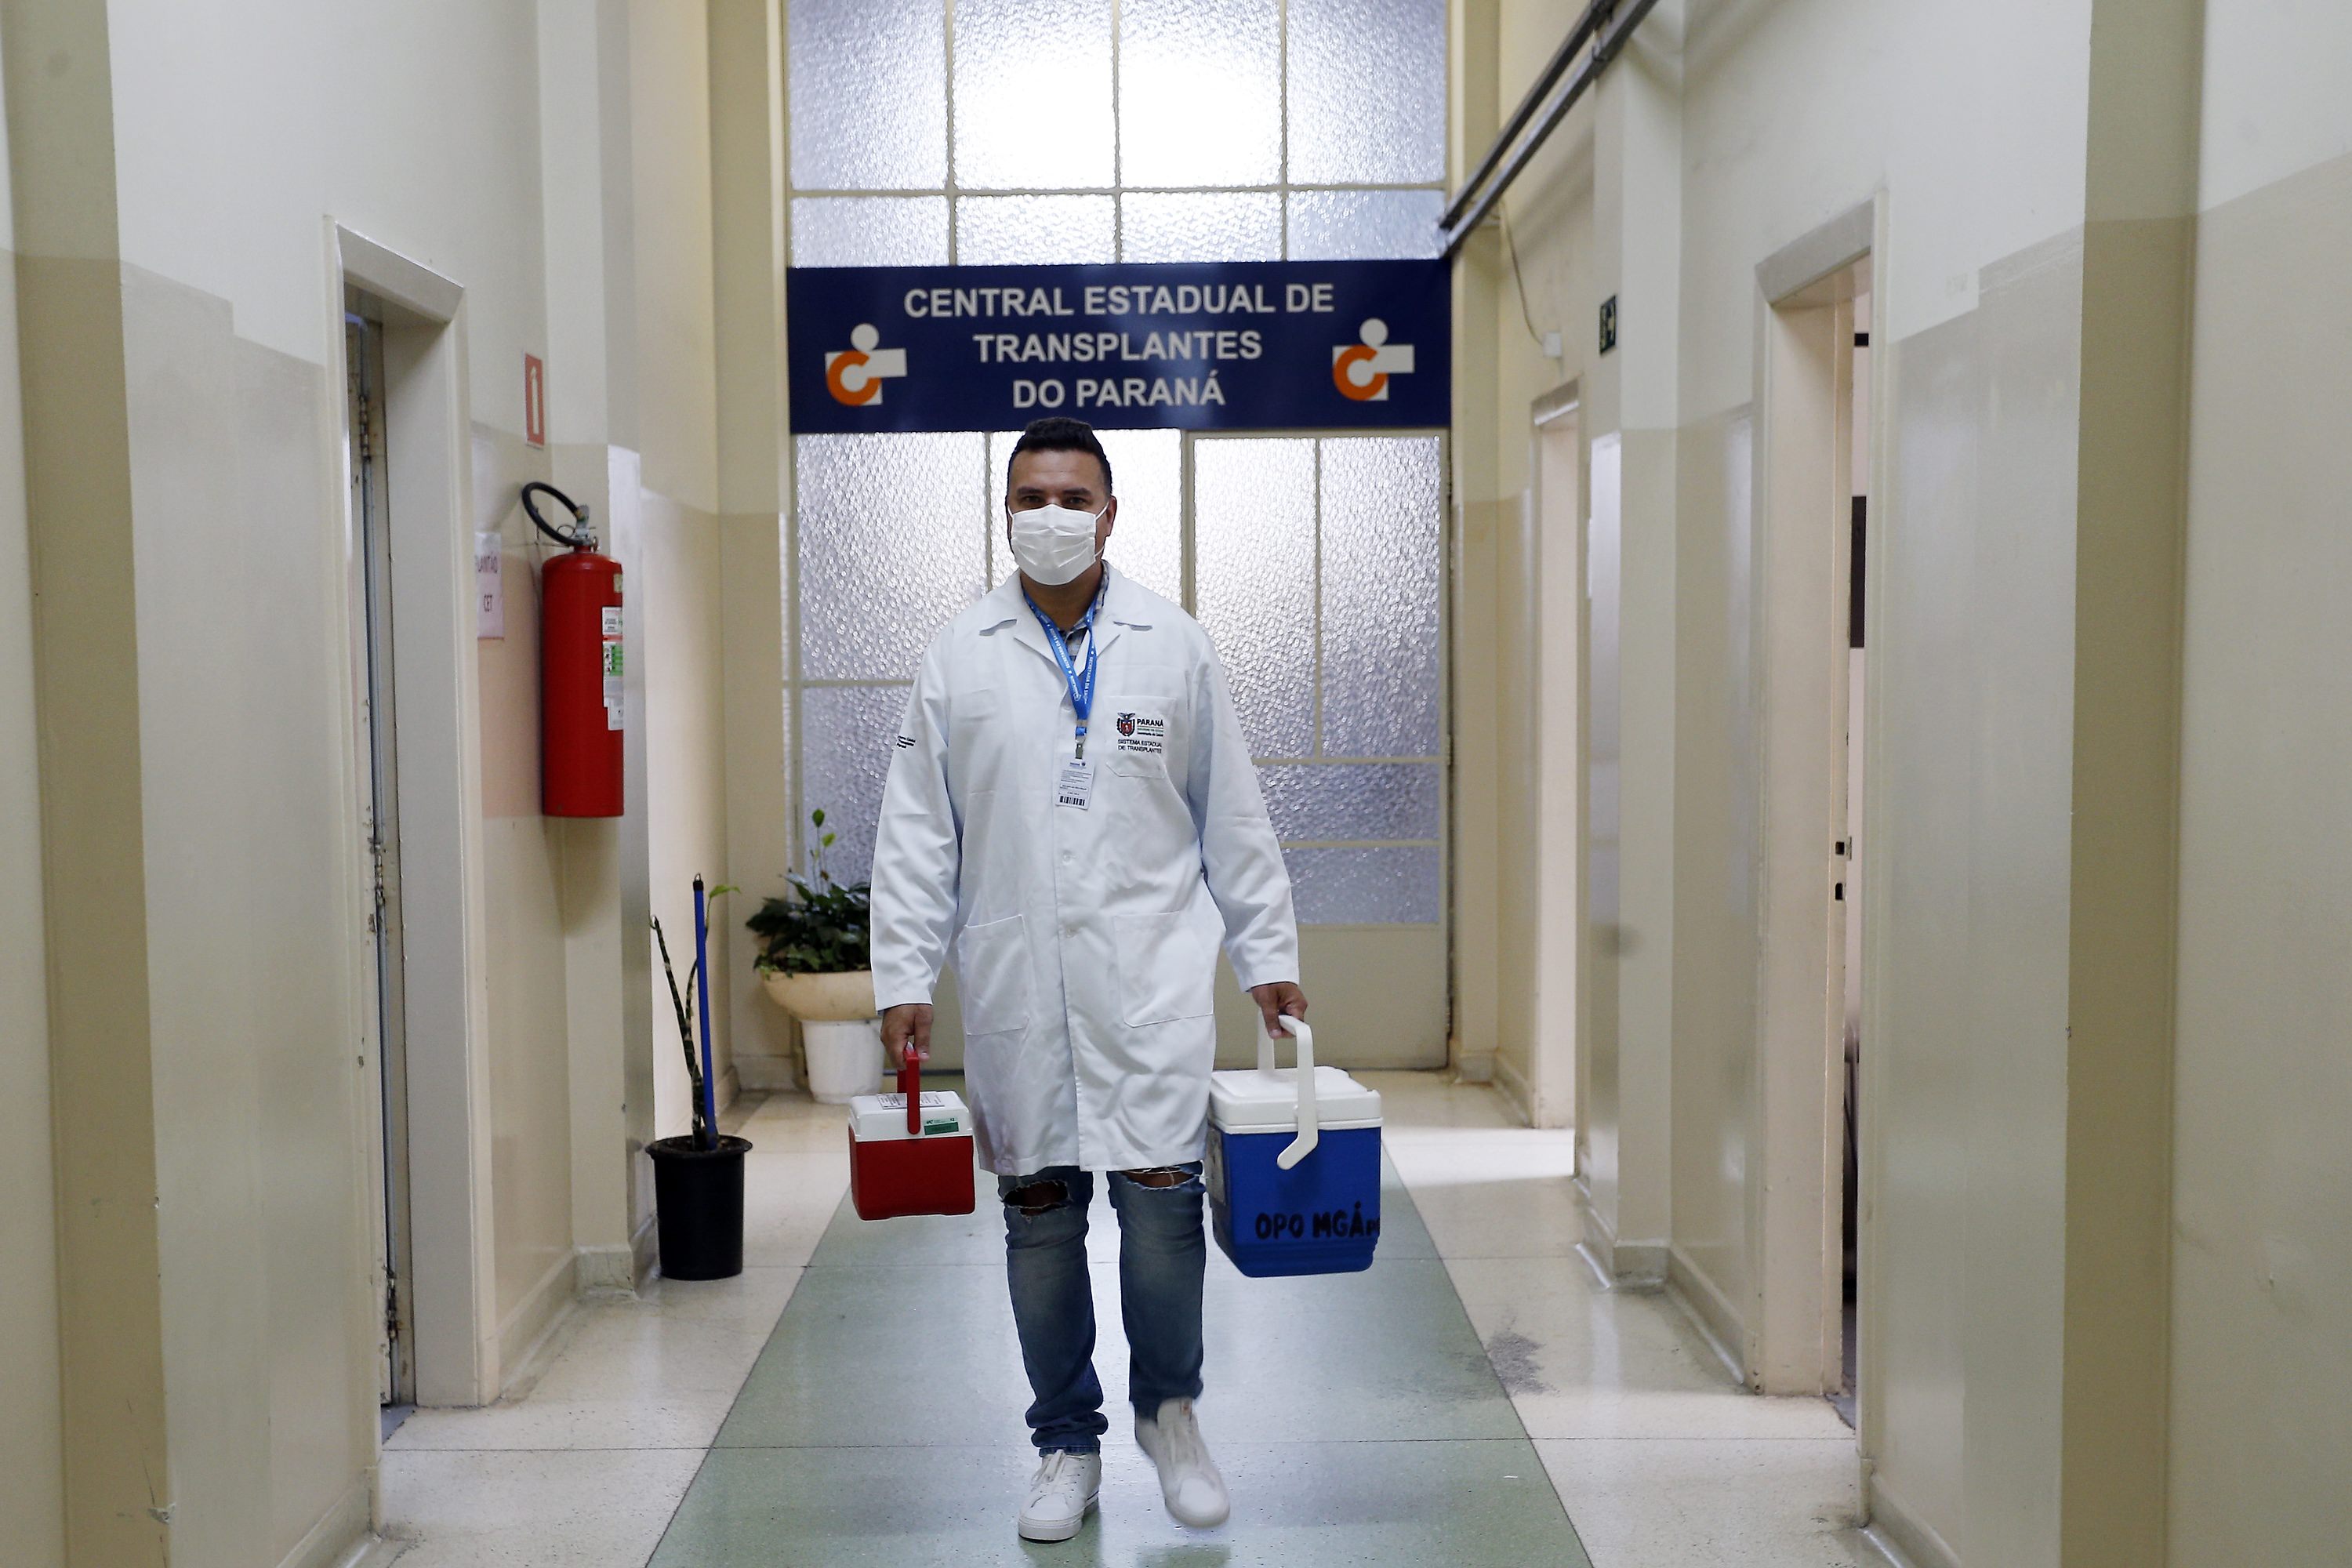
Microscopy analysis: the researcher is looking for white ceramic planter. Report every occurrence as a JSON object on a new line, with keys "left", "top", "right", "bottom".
{"left": 802, "top": 1018, "right": 885, "bottom": 1104}
{"left": 760, "top": 968, "right": 883, "bottom": 1105}
{"left": 760, "top": 967, "right": 877, "bottom": 1022}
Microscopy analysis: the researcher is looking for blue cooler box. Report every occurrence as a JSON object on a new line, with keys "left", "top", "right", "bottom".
{"left": 1204, "top": 1019, "right": 1385, "bottom": 1277}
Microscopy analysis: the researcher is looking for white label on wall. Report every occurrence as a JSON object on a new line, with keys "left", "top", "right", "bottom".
{"left": 474, "top": 532, "right": 504, "bottom": 638}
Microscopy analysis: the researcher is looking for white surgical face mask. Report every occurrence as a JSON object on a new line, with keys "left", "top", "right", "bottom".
{"left": 1007, "top": 500, "right": 1106, "bottom": 586}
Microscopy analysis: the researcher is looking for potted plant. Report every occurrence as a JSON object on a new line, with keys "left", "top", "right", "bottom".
{"left": 645, "top": 877, "right": 752, "bottom": 1280}
{"left": 750, "top": 808, "right": 881, "bottom": 1103}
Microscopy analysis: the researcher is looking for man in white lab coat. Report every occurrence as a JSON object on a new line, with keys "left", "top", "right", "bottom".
{"left": 872, "top": 416, "right": 1307, "bottom": 1543}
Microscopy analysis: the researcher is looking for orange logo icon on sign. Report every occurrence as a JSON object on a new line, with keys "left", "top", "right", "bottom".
{"left": 826, "top": 324, "right": 907, "bottom": 406}
{"left": 1331, "top": 318, "right": 1414, "bottom": 402}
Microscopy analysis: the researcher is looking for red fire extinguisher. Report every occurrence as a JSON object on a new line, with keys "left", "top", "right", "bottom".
{"left": 523, "top": 482, "right": 624, "bottom": 818}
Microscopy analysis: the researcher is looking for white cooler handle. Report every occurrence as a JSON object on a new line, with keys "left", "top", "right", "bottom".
{"left": 1261, "top": 1016, "right": 1318, "bottom": 1171}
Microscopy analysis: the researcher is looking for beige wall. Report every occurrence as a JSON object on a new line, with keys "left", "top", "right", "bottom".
{"left": 1472, "top": 0, "right": 2352, "bottom": 1561}
{"left": 474, "top": 423, "right": 578, "bottom": 1369}
{"left": 1469, "top": 0, "right": 2216, "bottom": 1561}
{"left": 2168, "top": 2, "right": 2352, "bottom": 1559}
{"left": 709, "top": 0, "right": 797, "bottom": 1094}
{"left": 0, "top": 46, "right": 68, "bottom": 1554}
{"left": 4, "top": 0, "right": 746, "bottom": 1561}
{"left": 643, "top": 488, "right": 733, "bottom": 1134}
{"left": 631, "top": 0, "right": 739, "bottom": 1131}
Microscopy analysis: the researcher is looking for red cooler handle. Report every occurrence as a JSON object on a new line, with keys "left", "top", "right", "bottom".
{"left": 901, "top": 1048, "right": 920, "bottom": 1134}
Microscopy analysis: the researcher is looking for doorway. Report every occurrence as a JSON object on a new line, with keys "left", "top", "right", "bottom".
{"left": 1834, "top": 290, "right": 1871, "bottom": 1426}
{"left": 344, "top": 299, "right": 415, "bottom": 1417}
{"left": 1750, "top": 212, "right": 1878, "bottom": 1418}
{"left": 333, "top": 226, "right": 498, "bottom": 1410}
{"left": 1523, "top": 389, "right": 1581, "bottom": 1128}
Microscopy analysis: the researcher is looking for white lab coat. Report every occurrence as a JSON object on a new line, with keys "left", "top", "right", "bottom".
{"left": 870, "top": 564, "right": 1299, "bottom": 1176}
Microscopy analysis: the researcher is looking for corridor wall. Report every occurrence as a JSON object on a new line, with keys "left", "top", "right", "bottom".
{"left": 0, "top": 38, "right": 68, "bottom": 1562}
{"left": 1466, "top": 0, "right": 2352, "bottom": 1561}
{"left": 1457, "top": 0, "right": 2199, "bottom": 1563}
{"left": 2168, "top": 4, "right": 2352, "bottom": 1559}
{"left": 3, "top": 0, "right": 739, "bottom": 1562}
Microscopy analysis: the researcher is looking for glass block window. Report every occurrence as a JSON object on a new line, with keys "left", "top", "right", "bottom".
{"left": 1286, "top": 0, "right": 1448, "bottom": 184}
{"left": 783, "top": 0, "right": 1447, "bottom": 267}
{"left": 789, "top": 198, "right": 951, "bottom": 268}
{"left": 1193, "top": 434, "right": 1446, "bottom": 924}
{"left": 956, "top": 195, "right": 1117, "bottom": 266}
{"left": 1119, "top": 0, "right": 1285, "bottom": 188}
{"left": 1287, "top": 189, "right": 1447, "bottom": 261}
{"left": 785, "top": 1, "right": 1450, "bottom": 911}
{"left": 1194, "top": 439, "right": 1318, "bottom": 757}
{"left": 797, "top": 683, "right": 912, "bottom": 886}
{"left": 795, "top": 434, "right": 985, "bottom": 681}
{"left": 1119, "top": 191, "right": 1283, "bottom": 263}
{"left": 952, "top": 0, "right": 1116, "bottom": 191}
{"left": 786, "top": 0, "right": 947, "bottom": 191}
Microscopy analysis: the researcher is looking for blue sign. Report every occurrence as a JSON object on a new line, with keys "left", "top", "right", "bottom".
{"left": 786, "top": 260, "right": 1450, "bottom": 434}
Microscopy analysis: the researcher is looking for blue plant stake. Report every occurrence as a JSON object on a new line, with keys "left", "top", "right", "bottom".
{"left": 693, "top": 875, "right": 718, "bottom": 1149}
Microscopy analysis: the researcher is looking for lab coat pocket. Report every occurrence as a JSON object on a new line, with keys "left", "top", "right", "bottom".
{"left": 956, "top": 913, "right": 1031, "bottom": 1036}
{"left": 1112, "top": 911, "right": 1217, "bottom": 1027}
{"left": 1105, "top": 703, "right": 1174, "bottom": 779}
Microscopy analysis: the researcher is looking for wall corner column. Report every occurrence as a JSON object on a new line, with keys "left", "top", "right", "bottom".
{"left": 2057, "top": 0, "right": 2202, "bottom": 1559}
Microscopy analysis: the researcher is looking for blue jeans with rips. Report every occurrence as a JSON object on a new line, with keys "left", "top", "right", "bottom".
{"left": 998, "top": 1162, "right": 1207, "bottom": 1454}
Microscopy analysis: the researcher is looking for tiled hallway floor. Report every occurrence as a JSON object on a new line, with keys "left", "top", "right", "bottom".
{"left": 380, "top": 1073, "right": 1872, "bottom": 1566}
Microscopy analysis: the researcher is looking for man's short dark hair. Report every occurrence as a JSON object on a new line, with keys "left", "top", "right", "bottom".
{"left": 1007, "top": 416, "right": 1112, "bottom": 497}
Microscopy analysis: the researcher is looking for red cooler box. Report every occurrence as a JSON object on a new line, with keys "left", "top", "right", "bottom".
{"left": 848, "top": 1056, "right": 977, "bottom": 1220}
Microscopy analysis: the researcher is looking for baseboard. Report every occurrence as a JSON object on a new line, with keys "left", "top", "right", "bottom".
{"left": 734, "top": 1052, "right": 799, "bottom": 1092}
{"left": 575, "top": 1242, "right": 637, "bottom": 1296}
{"left": 274, "top": 1472, "right": 375, "bottom": 1568}
{"left": 346, "top": 1538, "right": 410, "bottom": 1568}
{"left": 717, "top": 1063, "right": 742, "bottom": 1110}
{"left": 493, "top": 1247, "right": 579, "bottom": 1396}
{"left": 1666, "top": 1244, "right": 1748, "bottom": 1384}
{"left": 1453, "top": 1047, "right": 1497, "bottom": 1084}
{"left": 1863, "top": 1470, "right": 1960, "bottom": 1568}
{"left": 1573, "top": 1178, "right": 1667, "bottom": 1287}
{"left": 1490, "top": 1049, "right": 1534, "bottom": 1123}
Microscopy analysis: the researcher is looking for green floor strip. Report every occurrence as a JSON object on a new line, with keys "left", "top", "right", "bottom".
{"left": 651, "top": 1131, "right": 1592, "bottom": 1566}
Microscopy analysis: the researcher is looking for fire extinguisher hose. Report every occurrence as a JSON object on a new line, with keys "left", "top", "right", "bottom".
{"left": 521, "top": 481, "right": 594, "bottom": 550}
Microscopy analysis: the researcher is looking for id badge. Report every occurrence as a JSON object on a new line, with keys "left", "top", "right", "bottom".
{"left": 1054, "top": 757, "right": 1095, "bottom": 811}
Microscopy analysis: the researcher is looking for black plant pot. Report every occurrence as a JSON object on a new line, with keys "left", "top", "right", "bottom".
{"left": 648, "top": 1134, "right": 753, "bottom": 1280}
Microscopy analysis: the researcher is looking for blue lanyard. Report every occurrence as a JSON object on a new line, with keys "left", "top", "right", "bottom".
{"left": 1025, "top": 579, "right": 1105, "bottom": 758}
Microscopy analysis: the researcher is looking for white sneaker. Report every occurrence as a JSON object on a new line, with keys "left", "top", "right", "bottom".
{"left": 1134, "top": 1397, "right": 1229, "bottom": 1528}
{"left": 1017, "top": 1449, "right": 1101, "bottom": 1542}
